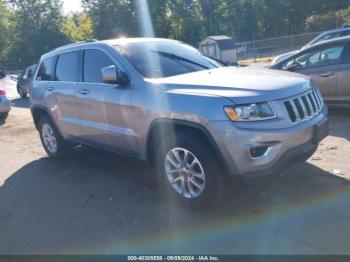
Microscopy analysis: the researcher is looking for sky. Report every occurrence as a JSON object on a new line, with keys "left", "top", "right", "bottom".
{"left": 63, "top": 0, "right": 82, "bottom": 14}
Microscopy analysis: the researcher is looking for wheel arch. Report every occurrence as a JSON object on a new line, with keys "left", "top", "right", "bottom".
{"left": 31, "top": 106, "right": 62, "bottom": 137}
{"left": 146, "top": 119, "right": 230, "bottom": 174}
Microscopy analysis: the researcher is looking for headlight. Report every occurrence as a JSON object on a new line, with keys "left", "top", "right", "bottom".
{"left": 224, "top": 102, "right": 276, "bottom": 121}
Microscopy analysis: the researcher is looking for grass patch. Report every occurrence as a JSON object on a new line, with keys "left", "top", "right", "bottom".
{"left": 239, "top": 56, "right": 274, "bottom": 64}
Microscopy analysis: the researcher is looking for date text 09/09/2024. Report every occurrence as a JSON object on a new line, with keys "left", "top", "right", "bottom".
{"left": 127, "top": 256, "right": 219, "bottom": 261}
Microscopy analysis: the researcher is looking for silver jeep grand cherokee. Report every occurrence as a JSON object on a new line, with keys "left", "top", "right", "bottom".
{"left": 30, "top": 38, "right": 329, "bottom": 208}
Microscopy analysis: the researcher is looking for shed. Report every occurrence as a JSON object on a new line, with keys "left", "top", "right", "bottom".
{"left": 199, "top": 35, "right": 237, "bottom": 65}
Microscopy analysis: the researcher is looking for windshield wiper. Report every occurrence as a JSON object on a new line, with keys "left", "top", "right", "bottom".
{"left": 151, "top": 50, "right": 210, "bottom": 70}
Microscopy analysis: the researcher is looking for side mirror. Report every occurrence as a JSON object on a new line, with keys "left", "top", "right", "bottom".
{"left": 101, "top": 65, "right": 129, "bottom": 85}
{"left": 286, "top": 61, "right": 297, "bottom": 72}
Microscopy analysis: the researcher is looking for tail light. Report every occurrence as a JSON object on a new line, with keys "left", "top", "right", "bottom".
{"left": 0, "top": 89, "right": 6, "bottom": 95}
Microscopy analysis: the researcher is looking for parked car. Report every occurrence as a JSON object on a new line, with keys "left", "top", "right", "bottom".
{"left": 272, "top": 25, "right": 350, "bottom": 64}
{"left": 30, "top": 38, "right": 328, "bottom": 208}
{"left": 0, "top": 89, "right": 11, "bottom": 122}
{"left": 0, "top": 68, "right": 5, "bottom": 79}
{"left": 17, "top": 64, "right": 36, "bottom": 98}
{"left": 269, "top": 36, "right": 350, "bottom": 107}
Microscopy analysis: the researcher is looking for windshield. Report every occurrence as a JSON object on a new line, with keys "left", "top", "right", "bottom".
{"left": 114, "top": 41, "right": 221, "bottom": 78}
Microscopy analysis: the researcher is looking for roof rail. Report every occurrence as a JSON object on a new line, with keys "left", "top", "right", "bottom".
{"left": 54, "top": 39, "right": 98, "bottom": 51}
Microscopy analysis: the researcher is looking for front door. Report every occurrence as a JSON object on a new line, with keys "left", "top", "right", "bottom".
{"left": 296, "top": 64, "right": 340, "bottom": 101}
{"left": 77, "top": 48, "right": 136, "bottom": 154}
{"left": 293, "top": 45, "right": 346, "bottom": 101}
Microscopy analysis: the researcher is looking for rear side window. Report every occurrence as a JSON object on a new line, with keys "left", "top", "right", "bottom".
{"left": 341, "top": 30, "right": 350, "bottom": 37}
{"left": 55, "top": 51, "right": 79, "bottom": 82}
{"left": 314, "top": 32, "right": 342, "bottom": 45}
{"left": 36, "top": 57, "right": 56, "bottom": 81}
{"left": 83, "top": 49, "right": 114, "bottom": 83}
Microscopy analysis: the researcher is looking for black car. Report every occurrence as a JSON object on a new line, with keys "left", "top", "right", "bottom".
{"left": 0, "top": 68, "right": 5, "bottom": 79}
{"left": 17, "top": 64, "right": 36, "bottom": 98}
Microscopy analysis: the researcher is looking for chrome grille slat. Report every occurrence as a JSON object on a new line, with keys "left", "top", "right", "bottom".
{"left": 305, "top": 95, "right": 315, "bottom": 114}
{"left": 290, "top": 100, "right": 301, "bottom": 122}
{"left": 308, "top": 93, "right": 317, "bottom": 112}
{"left": 312, "top": 92, "right": 320, "bottom": 110}
{"left": 316, "top": 89, "right": 324, "bottom": 107}
{"left": 283, "top": 88, "right": 324, "bottom": 124}
{"left": 298, "top": 97, "right": 308, "bottom": 118}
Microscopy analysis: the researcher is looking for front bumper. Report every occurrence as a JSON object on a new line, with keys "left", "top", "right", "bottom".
{"left": 208, "top": 106, "right": 328, "bottom": 178}
{"left": 0, "top": 95, "right": 11, "bottom": 113}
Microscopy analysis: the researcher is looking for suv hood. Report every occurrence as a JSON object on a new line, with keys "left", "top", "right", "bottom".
{"left": 149, "top": 67, "right": 311, "bottom": 104}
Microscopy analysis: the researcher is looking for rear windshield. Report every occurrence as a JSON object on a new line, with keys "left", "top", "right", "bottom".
{"left": 114, "top": 41, "right": 221, "bottom": 78}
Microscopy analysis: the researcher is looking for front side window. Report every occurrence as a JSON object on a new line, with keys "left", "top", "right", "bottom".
{"left": 114, "top": 41, "right": 221, "bottom": 78}
{"left": 283, "top": 45, "right": 345, "bottom": 70}
{"left": 36, "top": 57, "right": 56, "bottom": 81}
{"left": 83, "top": 49, "right": 115, "bottom": 83}
{"left": 55, "top": 51, "right": 79, "bottom": 82}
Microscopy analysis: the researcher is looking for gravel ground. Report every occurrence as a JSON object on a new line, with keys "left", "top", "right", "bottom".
{"left": 1, "top": 78, "right": 350, "bottom": 255}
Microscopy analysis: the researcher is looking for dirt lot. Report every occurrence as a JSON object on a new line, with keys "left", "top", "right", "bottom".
{"left": 1, "top": 96, "right": 350, "bottom": 255}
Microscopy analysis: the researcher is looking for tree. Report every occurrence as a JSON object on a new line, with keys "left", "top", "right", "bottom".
{"left": 82, "top": 0, "right": 138, "bottom": 39}
{"left": 166, "top": 0, "right": 205, "bottom": 45}
{"left": 2, "top": 0, "right": 350, "bottom": 69}
{"left": 7, "top": 0, "right": 69, "bottom": 68}
{"left": 0, "top": 0, "right": 11, "bottom": 66}
{"left": 61, "top": 13, "right": 93, "bottom": 41}
{"left": 307, "top": 6, "right": 350, "bottom": 32}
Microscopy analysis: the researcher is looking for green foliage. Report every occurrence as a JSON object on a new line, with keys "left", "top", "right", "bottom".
{"left": 2, "top": 0, "right": 350, "bottom": 69}
{"left": 82, "top": 0, "right": 138, "bottom": 39}
{"left": 61, "top": 13, "right": 93, "bottom": 41}
{"left": 0, "top": 0, "right": 11, "bottom": 66}
{"left": 307, "top": 6, "right": 350, "bottom": 32}
{"left": 82, "top": 0, "right": 350, "bottom": 43}
{"left": 6, "top": 0, "right": 69, "bottom": 68}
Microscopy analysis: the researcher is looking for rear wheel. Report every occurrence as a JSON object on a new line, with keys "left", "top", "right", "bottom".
{"left": 156, "top": 131, "right": 227, "bottom": 209}
{"left": 17, "top": 87, "right": 27, "bottom": 98}
{"left": 38, "top": 116, "right": 71, "bottom": 158}
{"left": 0, "top": 112, "right": 9, "bottom": 122}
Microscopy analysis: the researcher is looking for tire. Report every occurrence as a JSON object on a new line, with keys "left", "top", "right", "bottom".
{"left": 156, "top": 131, "right": 227, "bottom": 209}
{"left": 18, "top": 87, "right": 27, "bottom": 98}
{"left": 0, "top": 112, "right": 9, "bottom": 122}
{"left": 38, "top": 116, "right": 71, "bottom": 158}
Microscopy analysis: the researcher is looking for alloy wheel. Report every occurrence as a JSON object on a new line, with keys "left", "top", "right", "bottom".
{"left": 164, "top": 147, "right": 206, "bottom": 199}
{"left": 42, "top": 123, "right": 57, "bottom": 154}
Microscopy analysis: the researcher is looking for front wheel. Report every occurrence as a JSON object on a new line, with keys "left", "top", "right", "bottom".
{"left": 156, "top": 132, "right": 227, "bottom": 209}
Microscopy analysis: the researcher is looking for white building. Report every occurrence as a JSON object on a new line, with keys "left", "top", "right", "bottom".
{"left": 199, "top": 35, "right": 237, "bottom": 65}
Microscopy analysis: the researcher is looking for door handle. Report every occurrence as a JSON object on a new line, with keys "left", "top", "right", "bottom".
{"left": 46, "top": 86, "right": 54, "bottom": 92}
{"left": 79, "top": 89, "right": 89, "bottom": 95}
{"left": 319, "top": 72, "right": 334, "bottom": 77}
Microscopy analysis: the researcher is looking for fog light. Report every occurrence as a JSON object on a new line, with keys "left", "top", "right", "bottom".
{"left": 249, "top": 146, "right": 270, "bottom": 159}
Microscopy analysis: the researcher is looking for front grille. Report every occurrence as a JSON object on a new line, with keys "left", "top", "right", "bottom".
{"left": 284, "top": 89, "right": 324, "bottom": 123}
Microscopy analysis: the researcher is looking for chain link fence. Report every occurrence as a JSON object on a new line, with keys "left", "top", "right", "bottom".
{"left": 236, "top": 31, "right": 322, "bottom": 61}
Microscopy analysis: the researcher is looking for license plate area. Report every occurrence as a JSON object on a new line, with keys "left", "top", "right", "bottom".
{"left": 313, "top": 119, "right": 329, "bottom": 145}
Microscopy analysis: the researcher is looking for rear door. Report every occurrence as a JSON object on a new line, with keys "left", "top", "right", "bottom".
{"left": 33, "top": 56, "right": 57, "bottom": 105}
{"left": 49, "top": 51, "right": 81, "bottom": 138}
{"left": 77, "top": 48, "right": 136, "bottom": 153}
